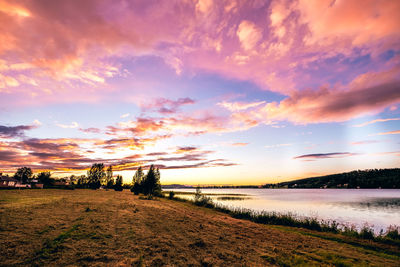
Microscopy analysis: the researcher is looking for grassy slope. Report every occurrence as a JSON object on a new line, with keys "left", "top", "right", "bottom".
{"left": 0, "top": 190, "right": 398, "bottom": 266}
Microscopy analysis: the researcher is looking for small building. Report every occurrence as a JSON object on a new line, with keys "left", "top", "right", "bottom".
{"left": 32, "top": 183, "right": 44, "bottom": 189}
{"left": 15, "top": 183, "right": 30, "bottom": 188}
{"left": 0, "top": 176, "right": 18, "bottom": 188}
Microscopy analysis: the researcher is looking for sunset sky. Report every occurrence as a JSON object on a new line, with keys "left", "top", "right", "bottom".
{"left": 0, "top": 0, "right": 399, "bottom": 185}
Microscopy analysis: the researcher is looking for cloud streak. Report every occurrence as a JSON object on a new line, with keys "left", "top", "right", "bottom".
{"left": 294, "top": 152, "right": 356, "bottom": 160}
{"left": 353, "top": 118, "right": 400, "bottom": 127}
{"left": 376, "top": 130, "right": 400, "bottom": 136}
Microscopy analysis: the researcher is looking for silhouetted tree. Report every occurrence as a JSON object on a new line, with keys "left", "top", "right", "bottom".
{"left": 114, "top": 175, "right": 123, "bottom": 191}
{"left": 77, "top": 175, "right": 88, "bottom": 188}
{"left": 131, "top": 166, "right": 144, "bottom": 195}
{"left": 105, "top": 165, "right": 114, "bottom": 188}
{"left": 69, "top": 175, "right": 76, "bottom": 185}
{"left": 37, "top": 171, "right": 53, "bottom": 187}
{"left": 87, "top": 163, "right": 105, "bottom": 189}
{"left": 142, "top": 165, "right": 161, "bottom": 196}
{"left": 14, "top": 167, "right": 32, "bottom": 184}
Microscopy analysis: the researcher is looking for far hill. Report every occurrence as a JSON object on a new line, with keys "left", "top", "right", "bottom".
{"left": 263, "top": 168, "right": 400, "bottom": 189}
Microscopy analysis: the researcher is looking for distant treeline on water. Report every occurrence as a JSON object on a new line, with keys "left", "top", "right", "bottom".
{"left": 263, "top": 168, "right": 400, "bottom": 189}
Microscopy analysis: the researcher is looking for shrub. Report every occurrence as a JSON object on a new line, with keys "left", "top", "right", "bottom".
{"left": 359, "top": 226, "right": 374, "bottom": 240}
{"left": 168, "top": 191, "right": 175, "bottom": 199}
{"left": 385, "top": 226, "right": 400, "bottom": 240}
{"left": 114, "top": 175, "right": 123, "bottom": 191}
{"left": 131, "top": 182, "right": 141, "bottom": 195}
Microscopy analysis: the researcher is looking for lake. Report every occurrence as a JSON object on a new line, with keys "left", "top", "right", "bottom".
{"left": 170, "top": 188, "right": 400, "bottom": 233}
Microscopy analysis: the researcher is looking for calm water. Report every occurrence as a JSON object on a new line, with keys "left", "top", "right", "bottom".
{"left": 171, "top": 189, "right": 400, "bottom": 233}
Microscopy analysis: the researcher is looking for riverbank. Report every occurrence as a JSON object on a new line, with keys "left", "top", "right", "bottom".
{"left": 1, "top": 190, "right": 399, "bottom": 266}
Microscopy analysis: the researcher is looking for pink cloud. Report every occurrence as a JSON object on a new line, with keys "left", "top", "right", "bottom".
{"left": 353, "top": 118, "right": 400, "bottom": 127}
{"left": 0, "top": 0, "right": 398, "bottom": 126}
{"left": 297, "top": 0, "right": 400, "bottom": 49}
{"left": 140, "top": 97, "right": 195, "bottom": 114}
{"left": 217, "top": 101, "right": 266, "bottom": 112}
{"left": 351, "top": 140, "right": 379, "bottom": 146}
{"left": 221, "top": 67, "right": 400, "bottom": 125}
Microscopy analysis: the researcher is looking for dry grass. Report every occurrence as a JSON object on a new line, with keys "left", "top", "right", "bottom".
{"left": 0, "top": 189, "right": 399, "bottom": 266}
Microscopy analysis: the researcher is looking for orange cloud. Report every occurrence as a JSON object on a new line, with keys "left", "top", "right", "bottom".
{"left": 376, "top": 130, "right": 400, "bottom": 136}
{"left": 231, "top": 142, "right": 248, "bottom": 147}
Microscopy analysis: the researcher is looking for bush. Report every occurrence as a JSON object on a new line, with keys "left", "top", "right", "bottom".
{"left": 168, "top": 191, "right": 175, "bottom": 199}
{"left": 64, "top": 184, "right": 75, "bottom": 190}
{"left": 193, "top": 186, "right": 214, "bottom": 206}
{"left": 385, "top": 227, "right": 400, "bottom": 240}
{"left": 114, "top": 175, "right": 123, "bottom": 191}
{"left": 359, "top": 226, "right": 375, "bottom": 240}
{"left": 131, "top": 183, "right": 141, "bottom": 195}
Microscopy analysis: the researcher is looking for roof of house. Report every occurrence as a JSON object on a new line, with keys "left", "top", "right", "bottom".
{"left": 0, "top": 176, "right": 18, "bottom": 182}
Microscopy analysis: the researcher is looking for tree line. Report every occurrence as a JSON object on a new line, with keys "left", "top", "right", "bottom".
{"left": 263, "top": 168, "right": 400, "bottom": 189}
{"left": 3, "top": 164, "right": 162, "bottom": 196}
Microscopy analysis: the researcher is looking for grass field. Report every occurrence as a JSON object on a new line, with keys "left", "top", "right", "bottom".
{"left": 0, "top": 189, "right": 399, "bottom": 266}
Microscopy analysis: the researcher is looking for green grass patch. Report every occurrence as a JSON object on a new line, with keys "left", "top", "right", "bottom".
{"left": 32, "top": 224, "right": 81, "bottom": 262}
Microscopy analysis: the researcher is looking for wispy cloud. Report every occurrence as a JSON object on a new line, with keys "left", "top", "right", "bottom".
{"left": 231, "top": 142, "right": 249, "bottom": 147}
{"left": 140, "top": 98, "right": 195, "bottom": 114}
{"left": 294, "top": 152, "right": 356, "bottom": 161}
{"left": 351, "top": 140, "right": 379, "bottom": 145}
{"left": 79, "top": 127, "right": 101, "bottom": 134}
{"left": 120, "top": 113, "right": 130, "bottom": 118}
{"left": 56, "top": 122, "right": 79, "bottom": 129}
{"left": 265, "top": 143, "right": 293, "bottom": 149}
{"left": 375, "top": 130, "right": 400, "bottom": 135}
{"left": 353, "top": 118, "right": 400, "bottom": 127}
{"left": 218, "top": 101, "right": 266, "bottom": 112}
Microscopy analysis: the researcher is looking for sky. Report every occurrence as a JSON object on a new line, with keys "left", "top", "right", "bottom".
{"left": 0, "top": 0, "right": 399, "bottom": 185}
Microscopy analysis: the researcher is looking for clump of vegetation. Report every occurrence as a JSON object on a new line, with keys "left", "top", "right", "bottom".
{"left": 168, "top": 191, "right": 175, "bottom": 199}
{"left": 36, "top": 171, "right": 54, "bottom": 187}
{"left": 131, "top": 166, "right": 144, "bottom": 195}
{"left": 105, "top": 166, "right": 114, "bottom": 189}
{"left": 114, "top": 175, "right": 123, "bottom": 191}
{"left": 193, "top": 187, "right": 213, "bottom": 207}
{"left": 13, "top": 167, "right": 32, "bottom": 184}
{"left": 130, "top": 165, "right": 161, "bottom": 197}
{"left": 385, "top": 226, "right": 400, "bottom": 240}
{"left": 87, "top": 163, "right": 105, "bottom": 189}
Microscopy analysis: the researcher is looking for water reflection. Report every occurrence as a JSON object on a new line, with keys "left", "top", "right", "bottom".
{"left": 336, "top": 197, "right": 400, "bottom": 211}
{"left": 171, "top": 188, "right": 400, "bottom": 233}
